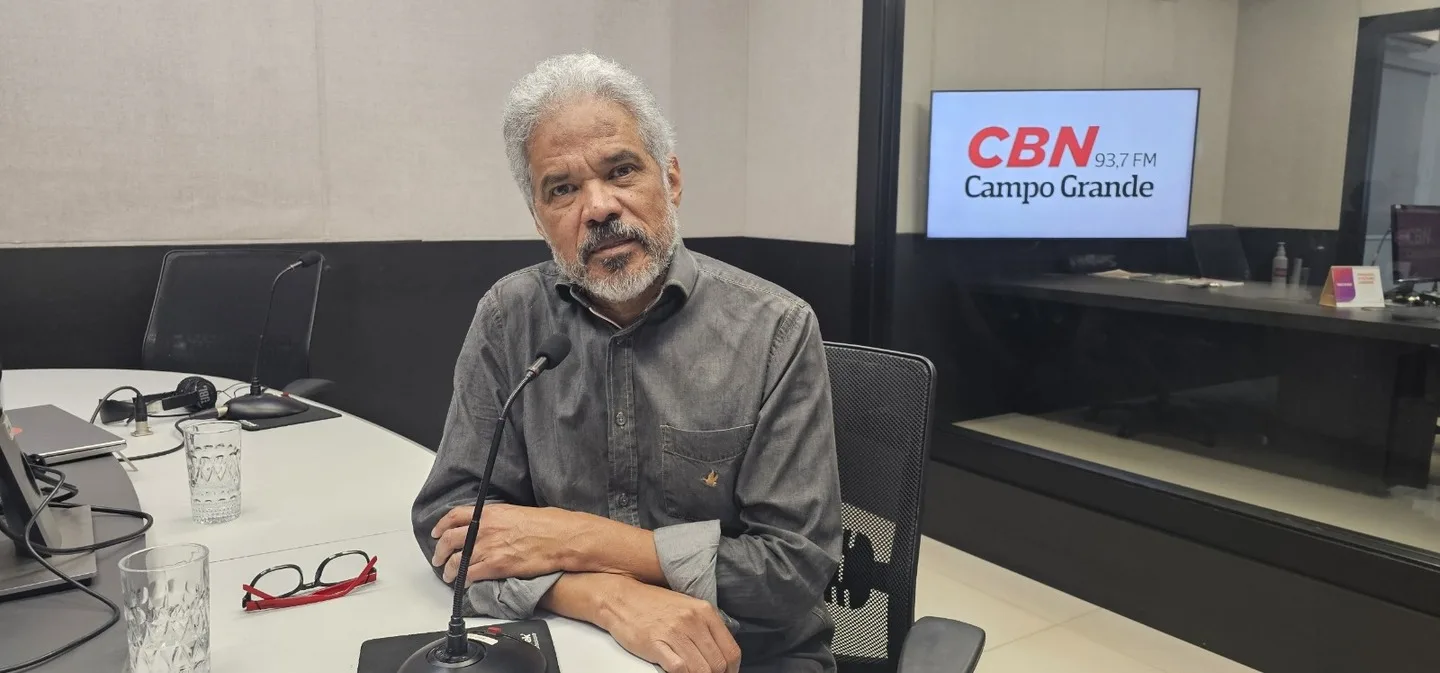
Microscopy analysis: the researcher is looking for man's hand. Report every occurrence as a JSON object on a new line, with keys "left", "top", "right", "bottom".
{"left": 430, "top": 503, "right": 583, "bottom": 583}
{"left": 548, "top": 573, "right": 740, "bottom": 673}
{"left": 431, "top": 504, "right": 667, "bottom": 586}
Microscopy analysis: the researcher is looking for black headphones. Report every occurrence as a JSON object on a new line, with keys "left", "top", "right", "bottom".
{"left": 151, "top": 376, "right": 218, "bottom": 412}
{"left": 98, "top": 377, "right": 217, "bottom": 424}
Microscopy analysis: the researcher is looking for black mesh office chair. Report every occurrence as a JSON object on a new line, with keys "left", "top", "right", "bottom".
{"left": 822, "top": 343, "right": 985, "bottom": 673}
{"left": 143, "top": 249, "right": 329, "bottom": 395}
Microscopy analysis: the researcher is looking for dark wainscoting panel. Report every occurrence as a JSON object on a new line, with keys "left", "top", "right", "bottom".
{"left": 0, "top": 240, "right": 554, "bottom": 446}
{"left": 0, "top": 237, "right": 853, "bottom": 447}
{"left": 923, "top": 460, "right": 1440, "bottom": 673}
{"left": 686, "top": 237, "right": 853, "bottom": 344}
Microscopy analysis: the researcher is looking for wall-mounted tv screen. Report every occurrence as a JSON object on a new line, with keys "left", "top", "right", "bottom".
{"left": 925, "top": 88, "right": 1200, "bottom": 239}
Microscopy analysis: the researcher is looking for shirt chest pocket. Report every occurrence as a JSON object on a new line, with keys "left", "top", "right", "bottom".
{"left": 660, "top": 424, "right": 754, "bottom": 524}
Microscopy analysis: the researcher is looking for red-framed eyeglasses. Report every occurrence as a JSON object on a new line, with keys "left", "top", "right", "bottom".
{"left": 241, "top": 549, "right": 378, "bottom": 612}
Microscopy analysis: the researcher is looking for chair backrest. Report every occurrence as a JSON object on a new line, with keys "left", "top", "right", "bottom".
{"left": 143, "top": 249, "right": 324, "bottom": 389}
{"left": 1189, "top": 224, "right": 1251, "bottom": 281}
{"left": 822, "top": 343, "right": 937, "bottom": 673}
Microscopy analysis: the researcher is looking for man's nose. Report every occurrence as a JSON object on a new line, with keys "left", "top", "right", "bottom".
{"left": 578, "top": 181, "right": 622, "bottom": 226}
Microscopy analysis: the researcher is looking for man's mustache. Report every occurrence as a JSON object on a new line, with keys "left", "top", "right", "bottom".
{"left": 580, "top": 221, "right": 650, "bottom": 262}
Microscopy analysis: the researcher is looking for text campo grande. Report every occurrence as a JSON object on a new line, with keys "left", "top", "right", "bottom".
{"left": 964, "top": 174, "right": 1156, "bottom": 205}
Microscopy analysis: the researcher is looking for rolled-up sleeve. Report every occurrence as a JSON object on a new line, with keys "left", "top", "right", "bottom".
{"left": 411, "top": 294, "right": 556, "bottom": 619}
{"left": 714, "top": 304, "right": 843, "bottom": 624}
{"left": 654, "top": 519, "right": 741, "bottom": 630}
{"left": 465, "top": 571, "right": 563, "bottom": 620}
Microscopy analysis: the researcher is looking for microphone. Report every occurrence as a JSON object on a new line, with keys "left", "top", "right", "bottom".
{"left": 224, "top": 251, "right": 323, "bottom": 422}
{"left": 526, "top": 334, "right": 571, "bottom": 378}
{"left": 398, "top": 334, "right": 571, "bottom": 673}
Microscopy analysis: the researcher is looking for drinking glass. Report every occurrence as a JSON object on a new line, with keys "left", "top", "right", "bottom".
{"left": 183, "top": 420, "right": 242, "bottom": 524}
{"left": 119, "top": 543, "right": 211, "bottom": 673}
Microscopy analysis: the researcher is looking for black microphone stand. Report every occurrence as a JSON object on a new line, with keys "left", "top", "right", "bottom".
{"left": 398, "top": 336, "right": 569, "bottom": 673}
{"left": 225, "top": 253, "right": 320, "bottom": 421}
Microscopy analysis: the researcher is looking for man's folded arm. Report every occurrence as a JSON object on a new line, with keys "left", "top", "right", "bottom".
{"left": 414, "top": 493, "right": 564, "bottom": 620}
{"left": 411, "top": 294, "right": 555, "bottom": 620}
{"left": 714, "top": 305, "right": 842, "bottom": 623}
{"left": 464, "top": 569, "right": 564, "bottom": 620}
{"left": 652, "top": 519, "right": 734, "bottom": 627}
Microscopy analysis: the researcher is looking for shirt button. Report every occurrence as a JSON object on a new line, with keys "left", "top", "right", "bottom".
{"left": 618, "top": 494, "right": 630, "bottom": 507}
{"left": 615, "top": 411, "right": 627, "bottom": 427}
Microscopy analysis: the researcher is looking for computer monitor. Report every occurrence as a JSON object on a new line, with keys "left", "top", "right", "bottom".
{"left": 1189, "top": 224, "right": 1251, "bottom": 282}
{"left": 926, "top": 88, "right": 1200, "bottom": 239}
{"left": 1390, "top": 205, "right": 1440, "bottom": 283}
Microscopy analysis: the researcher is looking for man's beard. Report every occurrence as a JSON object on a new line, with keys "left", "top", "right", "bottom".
{"left": 552, "top": 206, "right": 679, "bottom": 304}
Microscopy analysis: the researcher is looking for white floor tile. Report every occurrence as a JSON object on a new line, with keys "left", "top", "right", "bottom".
{"left": 920, "top": 536, "right": 1099, "bottom": 624}
{"left": 919, "top": 537, "right": 1257, "bottom": 673}
{"left": 977, "top": 627, "right": 1165, "bottom": 673}
{"left": 914, "top": 566, "right": 1053, "bottom": 650}
{"left": 1065, "top": 610, "right": 1261, "bottom": 673}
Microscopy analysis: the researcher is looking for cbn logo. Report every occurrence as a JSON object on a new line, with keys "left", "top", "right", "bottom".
{"left": 968, "top": 126, "right": 1100, "bottom": 169}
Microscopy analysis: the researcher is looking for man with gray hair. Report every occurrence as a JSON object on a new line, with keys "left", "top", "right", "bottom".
{"left": 411, "top": 53, "right": 843, "bottom": 673}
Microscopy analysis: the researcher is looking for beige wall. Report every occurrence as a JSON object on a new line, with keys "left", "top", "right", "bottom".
{"left": 1223, "top": 0, "right": 1440, "bottom": 231}
{"left": 897, "top": 0, "right": 1240, "bottom": 234}
{"left": 896, "top": 0, "right": 937, "bottom": 237}
{"left": 317, "top": 1, "right": 709, "bottom": 243}
{"left": 1364, "top": 0, "right": 1440, "bottom": 16}
{"left": 746, "top": 0, "right": 863, "bottom": 244}
{"left": 0, "top": 1, "right": 863, "bottom": 247}
{"left": 0, "top": 1, "right": 327, "bottom": 246}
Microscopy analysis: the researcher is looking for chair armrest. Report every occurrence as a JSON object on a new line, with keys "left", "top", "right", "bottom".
{"left": 282, "top": 378, "right": 335, "bottom": 399}
{"left": 898, "top": 617, "right": 986, "bottom": 673}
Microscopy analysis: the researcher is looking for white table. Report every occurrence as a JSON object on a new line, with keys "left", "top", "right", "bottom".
{"left": 0, "top": 368, "right": 648, "bottom": 672}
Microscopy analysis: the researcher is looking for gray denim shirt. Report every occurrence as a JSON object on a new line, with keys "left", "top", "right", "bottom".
{"left": 411, "top": 245, "right": 843, "bottom": 670}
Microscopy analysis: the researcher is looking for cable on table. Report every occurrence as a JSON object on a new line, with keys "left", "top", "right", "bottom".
{"left": 85, "top": 386, "right": 144, "bottom": 424}
{"left": 0, "top": 464, "right": 142, "bottom": 673}
{"left": 120, "top": 409, "right": 218, "bottom": 462}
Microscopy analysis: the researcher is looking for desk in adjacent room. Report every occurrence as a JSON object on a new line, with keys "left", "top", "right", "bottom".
{"left": 985, "top": 274, "right": 1440, "bottom": 343}
{"left": 0, "top": 369, "right": 649, "bottom": 673}
{"left": 976, "top": 276, "right": 1440, "bottom": 488}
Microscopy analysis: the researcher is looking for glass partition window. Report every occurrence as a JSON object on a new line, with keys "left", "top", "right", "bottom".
{"left": 890, "top": 1, "right": 1440, "bottom": 562}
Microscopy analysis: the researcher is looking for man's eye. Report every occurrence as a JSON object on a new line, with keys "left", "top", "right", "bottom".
{"left": 613, "top": 165, "right": 635, "bottom": 178}
{"left": 550, "top": 184, "right": 575, "bottom": 197}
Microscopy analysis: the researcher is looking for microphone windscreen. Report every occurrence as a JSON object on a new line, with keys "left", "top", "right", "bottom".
{"left": 535, "top": 334, "right": 572, "bottom": 370}
{"left": 298, "top": 251, "right": 324, "bottom": 268}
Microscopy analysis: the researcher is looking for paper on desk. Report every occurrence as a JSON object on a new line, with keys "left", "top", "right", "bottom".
{"left": 1088, "top": 269, "right": 1243, "bottom": 288}
{"left": 1090, "top": 269, "right": 1152, "bottom": 280}
{"left": 1167, "top": 277, "right": 1244, "bottom": 288}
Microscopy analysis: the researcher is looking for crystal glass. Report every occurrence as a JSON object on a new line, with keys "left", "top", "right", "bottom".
{"left": 119, "top": 543, "right": 211, "bottom": 673}
{"left": 183, "top": 420, "right": 241, "bottom": 524}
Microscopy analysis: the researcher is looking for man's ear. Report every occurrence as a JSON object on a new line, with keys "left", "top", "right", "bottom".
{"left": 667, "top": 155, "right": 683, "bottom": 208}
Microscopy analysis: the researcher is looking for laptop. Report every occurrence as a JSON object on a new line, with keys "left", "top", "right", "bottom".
{"left": 7, "top": 405, "right": 125, "bottom": 465}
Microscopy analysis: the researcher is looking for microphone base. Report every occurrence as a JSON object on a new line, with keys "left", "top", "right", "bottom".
{"left": 397, "top": 635, "right": 546, "bottom": 673}
{"left": 224, "top": 393, "right": 310, "bottom": 421}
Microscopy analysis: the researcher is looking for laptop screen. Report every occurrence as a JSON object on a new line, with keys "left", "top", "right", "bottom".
{"left": 0, "top": 361, "right": 64, "bottom": 548}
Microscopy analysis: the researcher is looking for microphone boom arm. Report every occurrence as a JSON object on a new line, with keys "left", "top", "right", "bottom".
{"left": 399, "top": 333, "right": 567, "bottom": 673}
{"left": 441, "top": 368, "right": 537, "bottom": 660}
{"left": 223, "top": 251, "right": 321, "bottom": 422}
{"left": 248, "top": 263, "right": 298, "bottom": 396}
